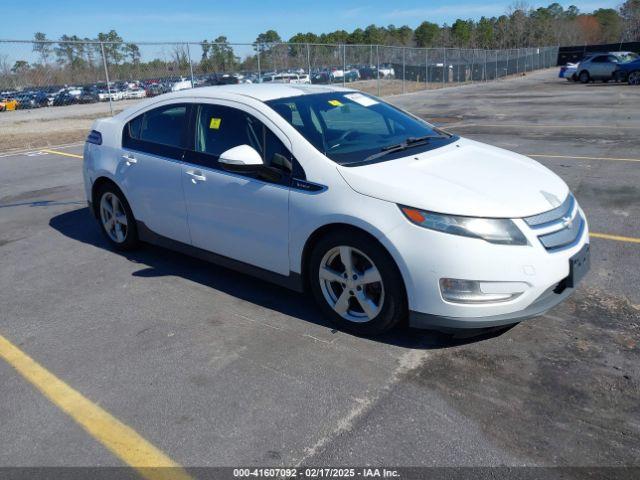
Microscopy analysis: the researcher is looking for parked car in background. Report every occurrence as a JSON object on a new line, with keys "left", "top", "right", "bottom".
{"left": 1, "top": 96, "right": 18, "bottom": 111}
{"left": 52, "top": 91, "right": 79, "bottom": 106}
{"left": 144, "top": 83, "right": 166, "bottom": 97}
{"left": 576, "top": 51, "right": 639, "bottom": 83}
{"left": 358, "top": 66, "right": 379, "bottom": 80}
{"left": 558, "top": 62, "right": 578, "bottom": 81}
{"left": 613, "top": 57, "right": 640, "bottom": 85}
{"left": 78, "top": 87, "right": 100, "bottom": 104}
{"left": 14, "top": 91, "right": 49, "bottom": 109}
{"left": 344, "top": 68, "right": 360, "bottom": 83}
{"left": 123, "top": 87, "right": 147, "bottom": 100}
{"left": 378, "top": 64, "right": 395, "bottom": 78}
{"left": 171, "top": 78, "right": 193, "bottom": 91}
{"left": 271, "top": 73, "right": 311, "bottom": 84}
{"left": 311, "top": 71, "right": 330, "bottom": 84}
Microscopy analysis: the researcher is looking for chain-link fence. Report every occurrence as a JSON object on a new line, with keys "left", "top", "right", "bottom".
{"left": 0, "top": 39, "right": 558, "bottom": 116}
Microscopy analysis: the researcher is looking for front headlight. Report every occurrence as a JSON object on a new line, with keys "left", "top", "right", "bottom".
{"left": 400, "top": 206, "right": 528, "bottom": 245}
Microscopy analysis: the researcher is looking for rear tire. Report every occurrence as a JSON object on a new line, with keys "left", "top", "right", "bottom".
{"left": 629, "top": 71, "right": 640, "bottom": 86}
{"left": 309, "top": 230, "right": 407, "bottom": 336}
{"left": 579, "top": 71, "right": 590, "bottom": 83}
{"left": 95, "top": 183, "right": 139, "bottom": 251}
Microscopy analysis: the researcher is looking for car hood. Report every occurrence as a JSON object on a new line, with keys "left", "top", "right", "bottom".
{"left": 336, "top": 137, "right": 569, "bottom": 218}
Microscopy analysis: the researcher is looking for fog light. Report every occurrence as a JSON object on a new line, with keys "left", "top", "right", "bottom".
{"left": 439, "top": 278, "right": 525, "bottom": 304}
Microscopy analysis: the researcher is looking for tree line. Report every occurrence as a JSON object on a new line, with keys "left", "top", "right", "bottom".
{"left": 2, "top": 1, "right": 639, "bottom": 87}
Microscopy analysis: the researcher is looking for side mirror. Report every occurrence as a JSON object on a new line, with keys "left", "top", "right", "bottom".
{"left": 219, "top": 145, "right": 264, "bottom": 170}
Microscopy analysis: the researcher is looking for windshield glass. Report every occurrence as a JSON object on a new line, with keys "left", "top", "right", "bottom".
{"left": 266, "top": 92, "right": 456, "bottom": 166}
{"left": 619, "top": 52, "right": 639, "bottom": 63}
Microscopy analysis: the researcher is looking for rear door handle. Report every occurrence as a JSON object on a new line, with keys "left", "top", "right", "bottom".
{"left": 122, "top": 153, "right": 137, "bottom": 165}
{"left": 185, "top": 170, "right": 206, "bottom": 182}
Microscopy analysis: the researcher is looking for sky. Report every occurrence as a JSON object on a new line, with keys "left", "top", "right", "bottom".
{"left": 1, "top": 0, "right": 620, "bottom": 44}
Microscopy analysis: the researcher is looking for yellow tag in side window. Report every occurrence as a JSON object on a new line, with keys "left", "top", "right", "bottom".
{"left": 209, "top": 118, "right": 222, "bottom": 129}
{"left": 328, "top": 100, "right": 343, "bottom": 107}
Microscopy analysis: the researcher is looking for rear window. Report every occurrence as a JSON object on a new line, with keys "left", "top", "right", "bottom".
{"left": 125, "top": 104, "right": 187, "bottom": 148}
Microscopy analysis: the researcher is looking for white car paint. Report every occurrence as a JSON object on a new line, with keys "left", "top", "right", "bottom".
{"left": 83, "top": 84, "right": 589, "bottom": 330}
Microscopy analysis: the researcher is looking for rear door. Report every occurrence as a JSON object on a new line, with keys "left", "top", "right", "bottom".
{"left": 181, "top": 102, "right": 292, "bottom": 275}
{"left": 118, "top": 103, "right": 191, "bottom": 244}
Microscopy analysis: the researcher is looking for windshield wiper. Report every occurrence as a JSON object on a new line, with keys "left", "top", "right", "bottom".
{"left": 381, "top": 134, "right": 447, "bottom": 151}
{"left": 361, "top": 134, "right": 446, "bottom": 163}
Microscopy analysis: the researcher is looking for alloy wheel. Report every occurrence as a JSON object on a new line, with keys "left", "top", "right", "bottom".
{"left": 629, "top": 72, "right": 640, "bottom": 86}
{"left": 99, "top": 192, "right": 128, "bottom": 243}
{"left": 318, "top": 246, "right": 385, "bottom": 323}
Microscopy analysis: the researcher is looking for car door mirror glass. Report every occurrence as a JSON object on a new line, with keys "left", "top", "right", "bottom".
{"left": 219, "top": 144, "right": 264, "bottom": 168}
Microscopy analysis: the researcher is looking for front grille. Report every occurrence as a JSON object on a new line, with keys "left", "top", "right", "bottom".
{"left": 524, "top": 194, "right": 584, "bottom": 251}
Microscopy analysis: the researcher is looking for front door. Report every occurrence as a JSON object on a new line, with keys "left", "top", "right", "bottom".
{"left": 181, "top": 103, "right": 291, "bottom": 275}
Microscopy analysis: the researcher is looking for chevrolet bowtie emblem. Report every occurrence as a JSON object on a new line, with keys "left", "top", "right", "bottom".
{"left": 562, "top": 215, "right": 573, "bottom": 229}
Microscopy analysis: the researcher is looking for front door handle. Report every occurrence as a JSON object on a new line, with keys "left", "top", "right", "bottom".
{"left": 122, "top": 153, "right": 137, "bottom": 165}
{"left": 185, "top": 170, "right": 206, "bottom": 182}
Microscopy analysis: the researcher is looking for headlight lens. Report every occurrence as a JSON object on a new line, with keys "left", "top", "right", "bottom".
{"left": 400, "top": 206, "right": 528, "bottom": 245}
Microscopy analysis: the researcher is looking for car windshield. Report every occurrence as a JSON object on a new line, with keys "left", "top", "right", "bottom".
{"left": 618, "top": 52, "right": 639, "bottom": 63}
{"left": 266, "top": 92, "right": 456, "bottom": 166}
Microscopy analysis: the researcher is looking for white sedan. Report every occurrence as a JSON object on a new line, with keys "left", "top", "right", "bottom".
{"left": 83, "top": 84, "right": 589, "bottom": 335}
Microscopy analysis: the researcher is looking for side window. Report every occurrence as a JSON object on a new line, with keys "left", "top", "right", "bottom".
{"left": 193, "top": 104, "right": 295, "bottom": 176}
{"left": 264, "top": 127, "right": 292, "bottom": 172}
{"left": 123, "top": 104, "right": 188, "bottom": 159}
{"left": 592, "top": 56, "right": 607, "bottom": 63}
{"left": 139, "top": 105, "right": 187, "bottom": 147}
{"left": 195, "top": 104, "right": 262, "bottom": 157}
{"left": 125, "top": 114, "right": 143, "bottom": 141}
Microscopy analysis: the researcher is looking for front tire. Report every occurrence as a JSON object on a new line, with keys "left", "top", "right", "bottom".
{"left": 96, "top": 183, "right": 139, "bottom": 251}
{"left": 579, "top": 71, "right": 590, "bottom": 83}
{"left": 629, "top": 71, "right": 640, "bottom": 86}
{"left": 309, "top": 230, "right": 406, "bottom": 335}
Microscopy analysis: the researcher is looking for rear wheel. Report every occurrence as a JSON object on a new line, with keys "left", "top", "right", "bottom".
{"left": 309, "top": 230, "right": 406, "bottom": 336}
{"left": 96, "top": 183, "right": 139, "bottom": 251}
{"left": 579, "top": 71, "right": 590, "bottom": 83}
{"left": 629, "top": 71, "right": 640, "bottom": 85}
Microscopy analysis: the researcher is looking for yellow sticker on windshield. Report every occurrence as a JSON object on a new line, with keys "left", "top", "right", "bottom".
{"left": 328, "top": 99, "right": 343, "bottom": 107}
{"left": 209, "top": 117, "right": 222, "bottom": 129}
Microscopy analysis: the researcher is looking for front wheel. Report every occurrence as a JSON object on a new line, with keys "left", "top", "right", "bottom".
{"left": 579, "top": 71, "right": 590, "bottom": 83}
{"left": 629, "top": 71, "right": 640, "bottom": 85}
{"left": 309, "top": 230, "right": 406, "bottom": 336}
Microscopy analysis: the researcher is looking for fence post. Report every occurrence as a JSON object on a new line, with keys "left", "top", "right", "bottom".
{"left": 425, "top": 48, "right": 429, "bottom": 89}
{"left": 343, "top": 43, "right": 346, "bottom": 87}
{"left": 256, "top": 44, "right": 261, "bottom": 80}
{"left": 442, "top": 47, "right": 446, "bottom": 87}
{"left": 306, "top": 43, "right": 311, "bottom": 78}
{"left": 376, "top": 44, "right": 380, "bottom": 97}
{"left": 402, "top": 47, "right": 406, "bottom": 93}
{"left": 99, "top": 42, "right": 113, "bottom": 116}
{"left": 470, "top": 49, "right": 474, "bottom": 83}
{"left": 484, "top": 49, "right": 487, "bottom": 82}
{"left": 495, "top": 50, "right": 498, "bottom": 80}
{"left": 186, "top": 42, "right": 195, "bottom": 87}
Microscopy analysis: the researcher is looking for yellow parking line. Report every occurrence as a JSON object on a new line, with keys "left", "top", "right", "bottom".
{"left": 590, "top": 232, "right": 640, "bottom": 244}
{"left": 527, "top": 153, "right": 640, "bottom": 163}
{"left": 0, "top": 334, "right": 192, "bottom": 480}
{"left": 41, "top": 148, "right": 83, "bottom": 159}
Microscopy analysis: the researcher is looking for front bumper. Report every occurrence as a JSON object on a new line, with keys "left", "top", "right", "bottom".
{"left": 383, "top": 204, "right": 590, "bottom": 329}
{"left": 410, "top": 277, "right": 576, "bottom": 329}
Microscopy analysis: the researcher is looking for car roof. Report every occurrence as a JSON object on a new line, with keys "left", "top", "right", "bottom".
{"left": 168, "top": 83, "right": 354, "bottom": 102}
